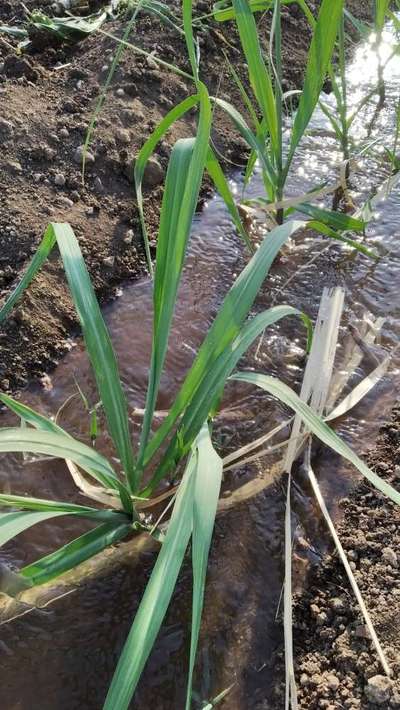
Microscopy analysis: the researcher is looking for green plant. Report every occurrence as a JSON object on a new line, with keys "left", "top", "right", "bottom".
{"left": 0, "top": 2, "right": 397, "bottom": 709}
{"left": 210, "top": 0, "right": 358, "bottom": 227}
{"left": 93, "top": 0, "right": 371, "bottom": 257}
{"left": 0, "top": 211, "right": 397, "bottom": 707}
{"left": 374, "top": 0, "right": 391, "bottom": 105}
{"left": 320, "top": 1, "right": 398, "bottom": 172}
{"left": 0, "top": 165, "right": 395, "bottom": 710}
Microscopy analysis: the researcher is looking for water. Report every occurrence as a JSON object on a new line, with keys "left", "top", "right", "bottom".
{"left": 0, "top": 23, "right": 400, "bottom": 709}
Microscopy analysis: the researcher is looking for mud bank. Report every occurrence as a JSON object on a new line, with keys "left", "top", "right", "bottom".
{"left": 0, "top": 0, "right": 371, "bottom": 390}
{"left": 272, "top": 407, "right": 400, "bottom": 709}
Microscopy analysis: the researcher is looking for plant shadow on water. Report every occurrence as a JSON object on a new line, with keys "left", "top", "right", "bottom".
{"left": 0, "top": 9, "right": 400, "bottom": 710}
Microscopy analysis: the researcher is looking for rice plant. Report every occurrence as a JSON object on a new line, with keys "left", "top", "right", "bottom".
{"left": 0, "top": 2, "right": 398, "bottom": 709}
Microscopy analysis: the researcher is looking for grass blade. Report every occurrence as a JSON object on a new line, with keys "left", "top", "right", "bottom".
{"left": 52, "top": 223, "right": 137, "bottom": 493}
{"left": 186, "top": 424, "right": 223, "bottom": 709}
{"left": 305, "top": 454, "right": 391, "bottom": 676}
{"left": 0, "top": 428, "right": 132, "bottom": 513}
{"left": 0, "top": 511, "right": 72, "bottom": 549}
{"left": 0, "top": 493, "right": 127, "bottom": 522}
{"left": 183, "top": 0, "right": 199, "bottom": 82}
{"left": 137, "top": 84, "right": 212, "bottom": 471}
{"left": 375, "top": 0, "right": 390, "bottom": 31}
{"left": 213, "top": 97, "right": 276, "bottom": 184}
{"left": 0, "top": 225, "right": 56, "bottom": 323}
{"left": 0, "top": 223, "right": 136, "bottom": 495}
{"left": 0, "top": 394, "right": 124, "bottom": 509}
{"left": 0, "top": 393, "right": 68, "bottom": 435}
{"left": 306, "top": 221, "right": 377, "bottom": 260}
{"left": 231, "top": 0, "right": 278, "bottom": 157}
{"left": 82, "top": 1, "right": 146, "bottom": 177}
{"left": 283, "top": 287, "right": 343, "bottom": 709}
{"left": 142, "top": 220, "right": 307, "bottom": 474}
{"left": 143, "top": 304, "right": 311, "bottom": 495}
{"left": 296, "top": 203, "right": 365, "bottom": 232}
{"left": 205, "top": 147, "right": 254, "bottom": 252}
{"left": 232, "top": 373, "right": 400, "bottom": 507}
{"left": 326, "top": 350, "right": 397, "bottom": 422}
{"left": 286, "top": 0, "right": 344, "bottom": 172}
{"left": 213, "top": 0, "right": 314, "bottom": 25}
{"left": 284, "top": 474, "right": 298, "bottom": 710}
{"left": 103, "top": 453, "right": 197, "bottom": 710}
{"left": 134, "top": 94, "right": 200, "bottom": 273}
{"left": 20, "top": 519, "right": 132, "bottom": 587}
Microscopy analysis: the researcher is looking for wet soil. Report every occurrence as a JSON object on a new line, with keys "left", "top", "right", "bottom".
{"left": 0, "top": 0, "right": 371, "bottom": 391}
{"left": 272, "top": 408, "right": 400, "bottom": 709}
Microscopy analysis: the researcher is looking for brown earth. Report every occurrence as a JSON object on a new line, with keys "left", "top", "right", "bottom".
{"left": 272, "top": 407, "right": 400, "bottom": 709}
{"left": 0, "top": 0, "right": 371, "bottom": 392}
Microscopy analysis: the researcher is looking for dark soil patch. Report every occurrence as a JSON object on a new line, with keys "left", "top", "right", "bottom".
{"left": 0, "top": 0, "right": 371, "bottom": 391}
{"left": 272, "top": 407, "right": 400, "bottom": 709}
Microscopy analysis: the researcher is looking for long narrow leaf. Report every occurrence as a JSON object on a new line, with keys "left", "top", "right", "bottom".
{"left": 142, "top": 220, "right": 307, "bottom": 475}
{"left": 0, "top": 225, "right": 56, "bottom": 323}
{"left": 134, "top": 94, "right": 200, "bottom": 273}
{"left": 0, "top": 224, "right": 137, "bottom": 496}
{"left": 231, "top": 0, "right": 278, "bottom": 157}
{"left": 375, "top": 0, "right": 390, "bottom": 31}
{"left": 143, "top": 304, "right": 310, "bottom": 494}
{"left": 0, "top": 428, "right": 132, "bottom": 513}
{"left": 213, "top": 0, "right": 314, "bottom": 25}
{"left": 0, "top": 493, "right": 127, "bottom": 522}
{"left": 183, "top": 0, "right": 199, "bottom": 82}
{"left": 213, "top": 97, "right": 276, "bottom": 184}
{"left": 104, "top": 454, "right": 197, "bottom": 710}
{"left": 205, "top": 147, "right": 254, "bottom": 252}
{"left": 0, "top": 393, "right": 69, "bottom": 436}
{"left": 186, "top": 425, "right": 223, "bottom": 709}
{"left": 20, "top": 519, "right": 132, "bottom": 587}
{"left": 306, "top": 456, "right": 390, "bottom": 675}
{"left": 52, "top": 223, "right": 137, "bottom": 493}
{"left": 137, "top": 84, "right": 212, "bottom": 472}
{"left": 306, "top": 221, "right": 377, "bottom": 260}
{"left": 296, "top": 203, "right": 365, "bottom": 232}
{"left": 0, "top": 511, "right": 70, "bottom": 549}
{"left": 232, "top": 373, "right": 400, "bottom": 506}
{"left": 286, "top": 0, "right": 344, "bottom": 172}
{"left": 0, "top": 394, "right": 124, "bottom": 509}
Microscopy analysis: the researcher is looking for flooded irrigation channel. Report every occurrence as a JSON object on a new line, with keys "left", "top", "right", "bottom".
{"left": 0, "top": 21, "right": 400, "bottom": 710}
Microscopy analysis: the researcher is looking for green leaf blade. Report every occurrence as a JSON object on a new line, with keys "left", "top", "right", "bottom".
{"left": 232, "top": 373, "right": 400, "bottom": 506}
{"left": 51, "top": 223, "right": 137, "bottom": 494}
{"left": 21, "top": 519, "right": 132, "bottom": 587}
{"left": 0, "top": 225, "right": 56, "bottom": 324}
{"left": 137, "top": 83, "right": 212, "bottom": 470}
{"left": 186, "top": 425, "right": 223, "bottom": 709}
{"left": 0, "top": 427, "right": 132, "bottom": 513}
{"left": 287, "top": 0, "right": 345, "bottom": 170}
{"left": 143, "top": 220, "right": 307, "bottom": 476}
{"left": 104, "top": 455, "right": 196, "bottom": 710}
{"left": 231, "top": 0, "right": 278, "bottom": 157}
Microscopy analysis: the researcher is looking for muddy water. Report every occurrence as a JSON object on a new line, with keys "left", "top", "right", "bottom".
{"left": 1, "top": 24, "right": 400, "bottom": 710}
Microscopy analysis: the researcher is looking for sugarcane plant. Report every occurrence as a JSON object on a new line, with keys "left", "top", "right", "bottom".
{"left": 319, "top": 2, "right": 397, "bottom": 167}
{"left": 0, "top": 2, "right": 398, "bottom": 710}
{"left": 131, "top": 0, "right": 372, "bottom": 266}
{"left": 208, "top": 0, "right": 365, "bottom": 227}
